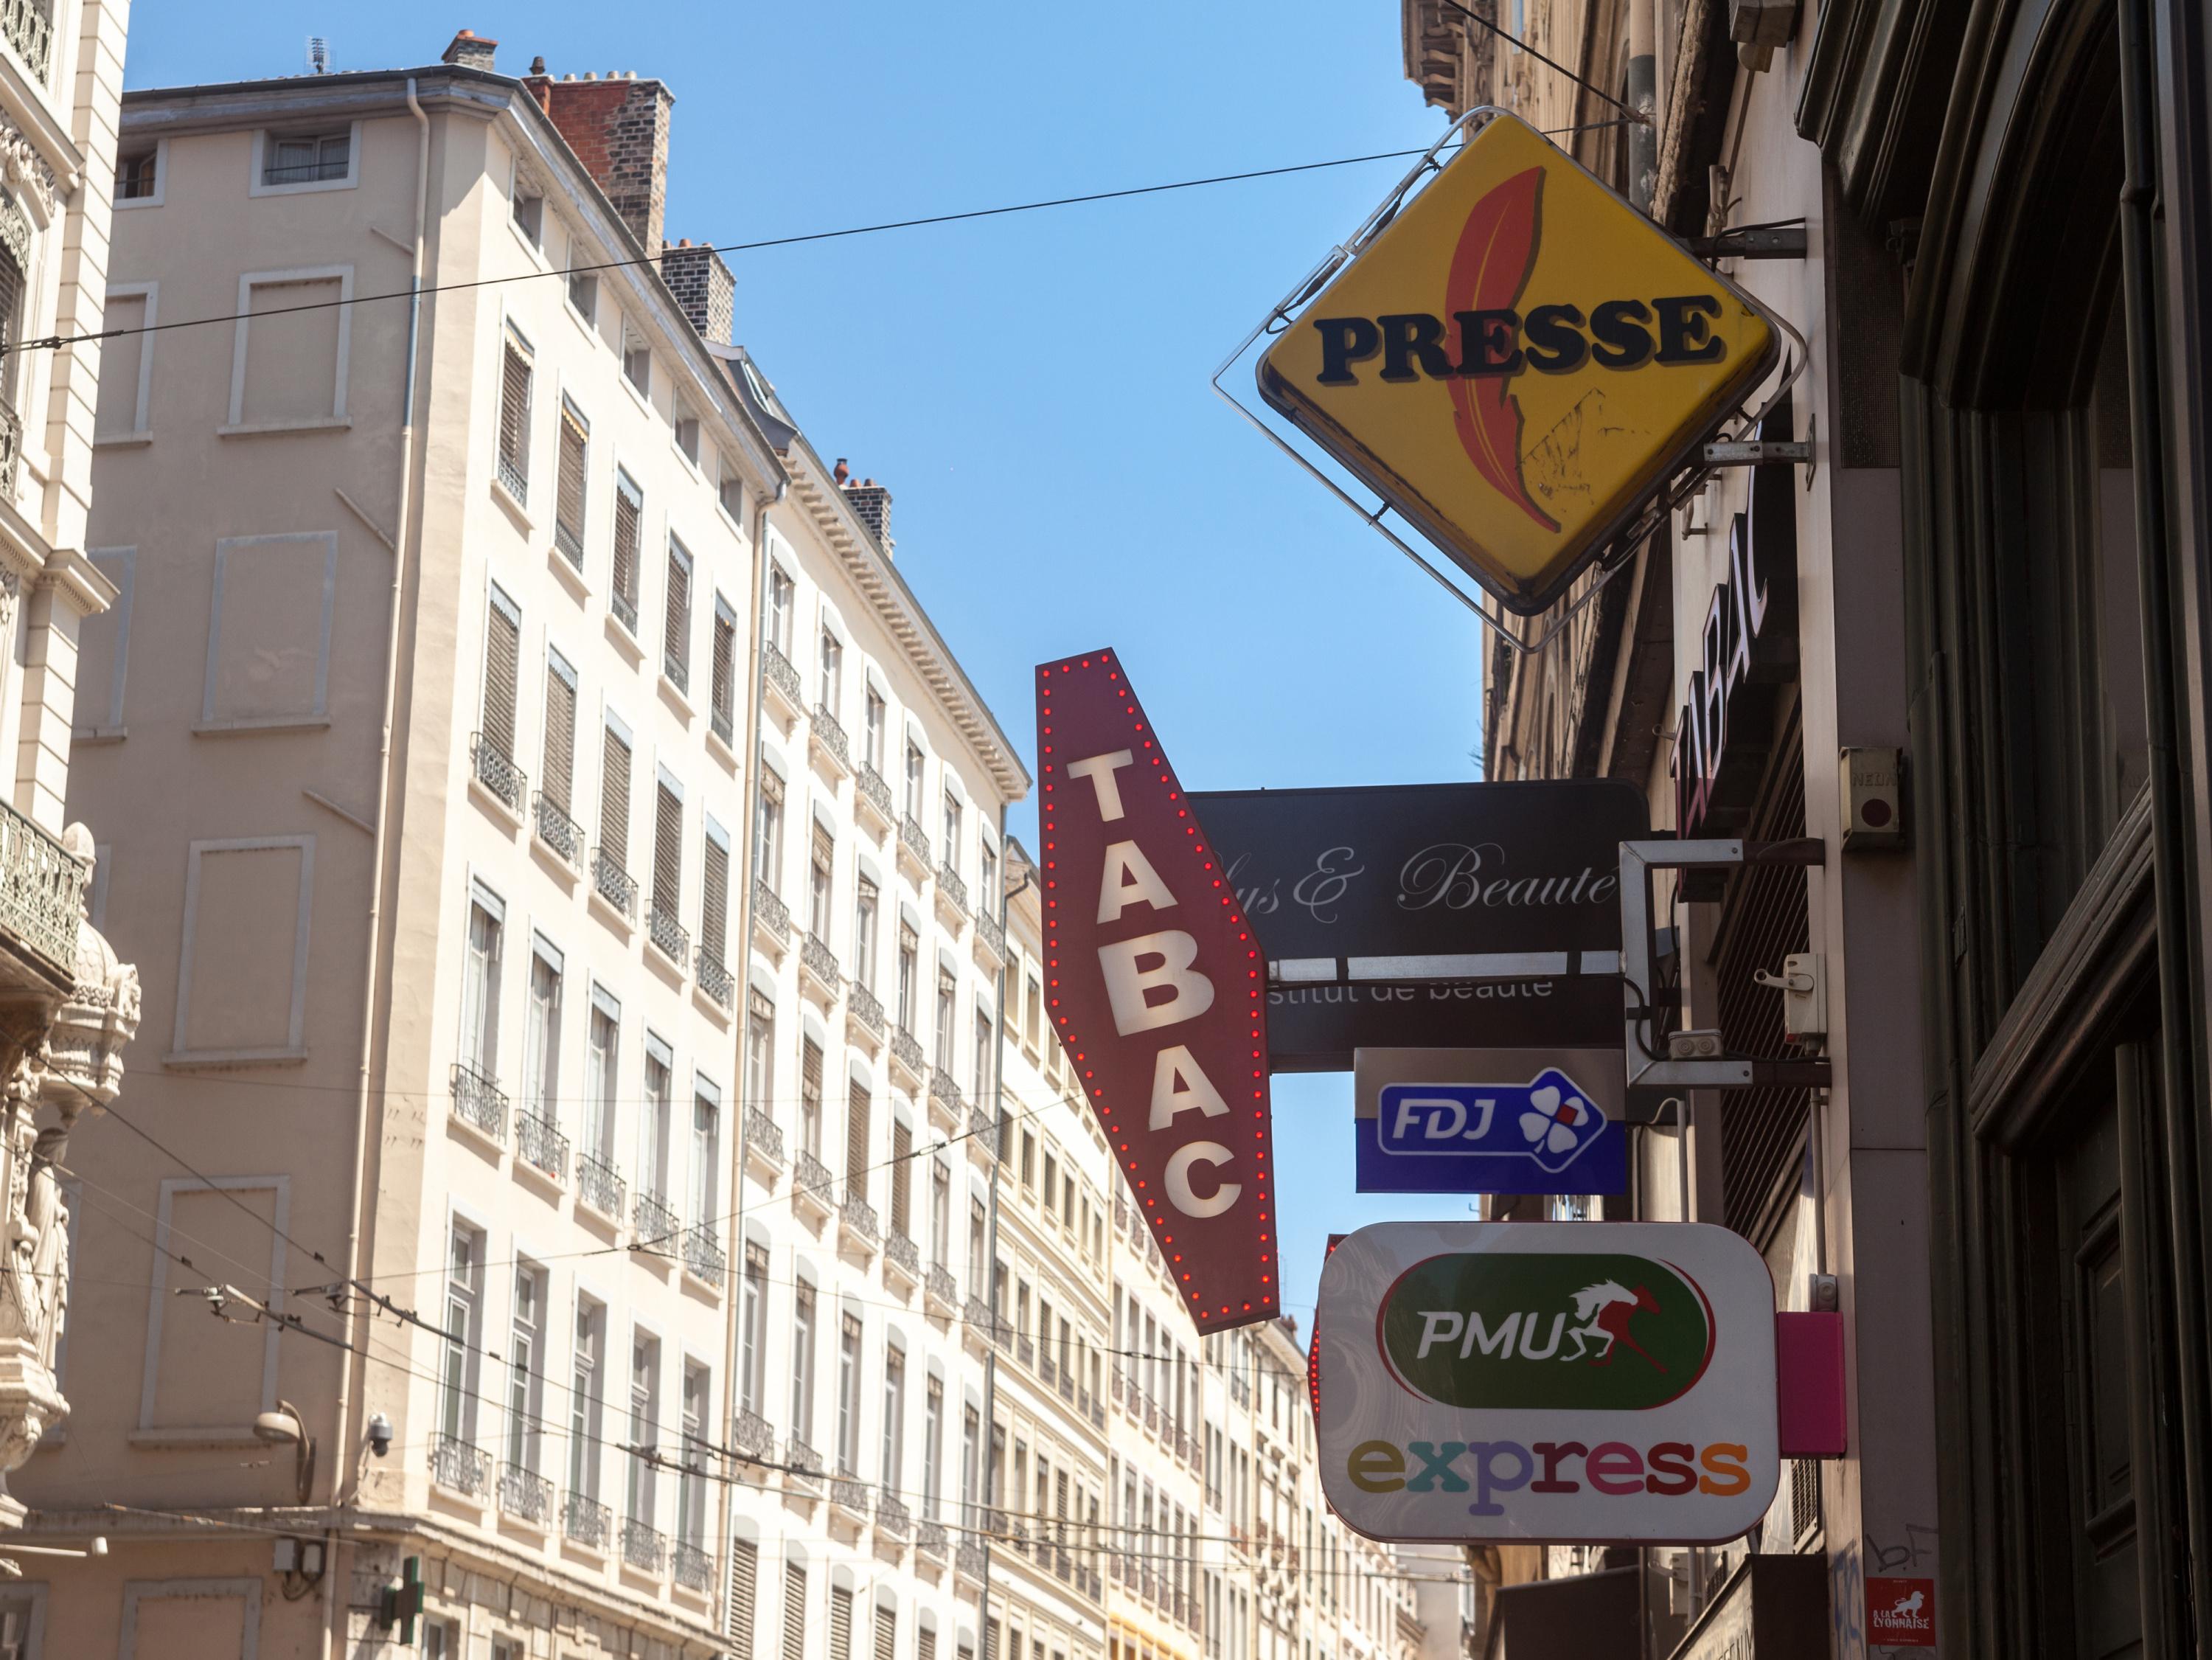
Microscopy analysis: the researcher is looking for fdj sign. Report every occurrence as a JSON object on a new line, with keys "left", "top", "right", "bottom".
{"left": 1363, "top": 1072, "right": 1624, "bottom": 1195}
{"left": 1318, "top": 1222, "right": 1777, "bottom": 1542}
{"left": 1258, "top": 111, "right": 1777, "bottom": 615}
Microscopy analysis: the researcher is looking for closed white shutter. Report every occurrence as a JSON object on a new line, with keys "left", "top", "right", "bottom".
{"left": 846, "top": 1080, "right": 871, "bottom": 1201}
{"left": 712, "top": 598, "right": 738, "bottom": 733}
{"left": 830, "top": 1586, "right": 854, "bottom": 1660}
{"left": 555, "top": 403, "right": 589, "bottom": 560}
{"left": 890, "top": 1119, "right": 912, "bottom": 1235}
{"left": 782, "top": 1566, "right": 807, "bottom": 1660}
{"left": 728, "top": 1537, "right": 758, "bottom": 1657}
{"left": 498, "top": 336, "right": 532, "bottom": 497}
{"left": 664, "top": 541, "right": 692, "bottom": 687}
{"left": 612, "top": 473, "right": 643, "bottom": 614}
{"left": 873, "top": 1606, "right": 895, "bottom": 1660}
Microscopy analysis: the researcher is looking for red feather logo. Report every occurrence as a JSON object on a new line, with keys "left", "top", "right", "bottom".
{"left": 1445, "top": 166, "right": 1558, "bottom": 532}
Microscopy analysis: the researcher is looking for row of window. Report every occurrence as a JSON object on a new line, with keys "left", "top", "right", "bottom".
{"left": 458, "top": 879, "right": 725, "bottom": 1240}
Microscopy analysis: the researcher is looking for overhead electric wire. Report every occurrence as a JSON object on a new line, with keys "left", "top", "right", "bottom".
{"left": 1434, "top": 0, "right": 1644, "bottom": 122}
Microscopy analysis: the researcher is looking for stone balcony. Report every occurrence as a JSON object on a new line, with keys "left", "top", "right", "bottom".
{"left": 838, "top": 1188, "right": 880, "bottom": 1264}
{"left": 889, "top": 1024, "right": 926, "bottom": 1095}
{"left": 743, "top": 1105, "right": 785, "bottom": 1184}
{"left": 810, "top": 702, "right": 853, "bottom": 782}
{"left": 925, "top": 1261, "right": 959, "bottom": 1316}
{"left": 883, "top": 1229, "right": 920, "bottom": 1295}
{"left": 972, "top": 908, "right": 1006, "bottom": 970}
{"left": 897, "top": 813, "right": 931, "bottom": 883}
{"left": 846, "top": 981, "right": 886, "bottom": 1056}
{"left": 793, "top": 1150, "right": 836, "bottom": 1225}
{"left": 855, "top": 763, "right": 894, "bottom": 838}
{"left": 933, "top": 861, "right": 969, "bottom": 931}
{"left": 762, "top": 641, "right": 804, "bottom": 732}
{"left": 532, "top": 791, "right": 585, "bottom": 873}
{"left": 799, "top": 931, "right": 841, "bottom": 1007}
{"left": 751, "top": 878, "right": 792, "bottom": 962}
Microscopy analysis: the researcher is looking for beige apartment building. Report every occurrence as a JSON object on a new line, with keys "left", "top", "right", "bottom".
{"left": 0, "top": 0, "right": 145, "bottom": 1648}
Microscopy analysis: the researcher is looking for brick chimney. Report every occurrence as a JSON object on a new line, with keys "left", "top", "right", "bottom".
{"left": 844, "top": 476, "right": 892, "bottom": 551}
{"left": 522, "top": 69, "right": 675, "bottom": 254}
{"left": 660, "top": 237, "right": 734, "bottom": 344}
{"left": 442, "top": 29, "right": 497, "bottom": 72}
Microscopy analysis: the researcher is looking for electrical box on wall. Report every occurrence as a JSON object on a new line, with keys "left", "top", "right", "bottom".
{"left": 1840, "top": 746, "right": 1905, "bottom": 849}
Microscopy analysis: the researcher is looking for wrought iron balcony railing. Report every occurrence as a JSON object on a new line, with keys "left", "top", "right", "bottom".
{"left": 848, "top": 982, "right": 886, "bottom": 1035}
{"left": 965, "top": 1296, "right": 1010, "bottom": 1350}
{"left": 752, "top": 878, "right": 792, "bottom": 942}
{"left": 0, "top": 797, "right": 84, "bottom": 981}
{"left": 762, "top": 642, "right": 803, "bottom": 706}
{"left": 731, "top": 1407, "right": 775, "bottom": 1460}
{"left": 515, "top": 1111, "right": 568, "bottom": 1180}
{"left": 974, "top": 909, "right": 1006, "bottom": 961}
{"left": 857, "top": 764, "right": 894, "bottom": 821}
{"left": 744, "top": 1106, "right": 785, "bottom": 1167}
{"left": 898, "top": 814, "right": 931, "bottom": 868}
{"left": 554, "top": 515, "right": 585, "bottom": 568}
{"left": 936, "top": 861, "right": 970, "bottom": 914}
{"left": 664, "top": 646, "right": 689, "bottom": 696}
{"left": 683, "top": 1226, "right": 726, "bottom": 1288}
{"left": 564, "top": 1490, "right": 612, "bottom": 1549}
{"left": 672, "top": 1538, "right": 713, "bottom": 1592}
{"left": 497, "top": 451, "right": 529, "bottom": 506}
{"left": 831, "top": 1473, "right": 871, "bottom": 1515}
{"left": 784, "top": 1437, "right": 825, "bottom": 1488}
{"left": 633, "top": 1189, "right": 680, "bottom": 1247}
{"left": 647, "top": 905, "right": 689, "bottom": 967}
{"left": 592, "top": 850, "right": 638, "bottom": 920}
{"left": 885, "top": 1231, "right": 920, "bottom": 1278}
{"left": 840, "top": 1190, "right": 880, "bottom": 1243}
{"left": 471, "top": 733, "right": 526, "bottom": 813}
{"left": 931, "top": 1067, "right": 965, "bottom": 1112}
{"left": 794, "top": 1150, "right": 835, "bottom": 1202}
{"left": 967, "top": 1104, "right": 1000, "bottom": 1160}
{"left": 926, "top": 1263, "right": 959, "bottom": 1307}
{"left": 890, "top": 1025, "right": 926, "bottom": 1077}
{"left": 801, "top": 931, "right": 841, "bottom": 991}
{"left": 430, "top": 1433, "right": 490, "bottom": 1498}
{"left": 498, "top": 1462, "right": 554, "bottom": 1524}
{"left": 577, "top": 1152, "right": 626, "bottom": 1220}
{"left": 0, "top": 0, "right": 52, "bottom": 82}
{"left": 956, "top": 1539, "right": 987, "bottom": 1578}
{"left": 533, "top": 791, "right": 584, "bottom": 869}
{"left": 917, "top": 1518, "right": 948, "bottom": 1558}
{"left": 711, "top": 699, "right": 736, "bottom": 746}
{"left": 611, "top": 587, "right": 639, "bottom": 635}
{"left": 696, "top": 948, "right": 735, "bottom": 1010}
{"left": 621, "top": 1516, "right": 667, "bottom": 1574}
{"left": 449, "top": 1062, "right": 507, "bottom": 1143}
{"left": 876, "top": 1489, "right": 912, "bottom": 1538}
{"left": 812, "top": 703, "right": 850, "bottom": 768}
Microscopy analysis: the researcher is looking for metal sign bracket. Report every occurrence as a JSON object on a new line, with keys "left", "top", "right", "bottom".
{"left": 1618, "top": 836, "right": 1833, "bottom": 1090}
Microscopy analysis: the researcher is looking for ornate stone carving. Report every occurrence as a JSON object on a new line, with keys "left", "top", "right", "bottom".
{"left": 0, "top": 108, "right": 57, "bottom": 222}
{"left": 0, "top": 827, "right": 138, "bottom": 1513}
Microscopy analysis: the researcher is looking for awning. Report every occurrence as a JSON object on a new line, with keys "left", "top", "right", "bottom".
{"left": 1485, "top": 1565, "right": 1641, "bottom": 1660}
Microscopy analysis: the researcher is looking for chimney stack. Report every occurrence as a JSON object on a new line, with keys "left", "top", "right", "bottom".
{"left": 521, "top": 66, "right": 675, "bottom": 253}
{"left": 442, "top": 29, "right": 497, "bottom": 72}
{"left": 843, "top": 474, "right": 892, "bottom": 552}
{"left": 659, "top": 237, "right": 736, "bottom": 345}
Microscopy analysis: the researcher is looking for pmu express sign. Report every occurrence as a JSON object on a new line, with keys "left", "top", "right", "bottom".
{"left": 1257, "top": 111, "right": 1778, "bottom": 614}
{"left": 1317, "top": 1222, "right": 1778, "bottom": 1542}
{"left": 1037, "top": 650, "right": 1280, "bottom": 1333}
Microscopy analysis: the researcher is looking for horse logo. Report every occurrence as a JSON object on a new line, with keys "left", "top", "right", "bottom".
{"left": 1560, "top": 1280, "right": 1666, "bottom": 1370}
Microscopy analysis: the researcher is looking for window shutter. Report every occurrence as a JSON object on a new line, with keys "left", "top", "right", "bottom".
{"left": 482, "top": 588, "right": 521, "bottom": 759}
{"left": 613, "top": 476, "right": 642, "bottom": 609}
{"left": 761, "top": 765, "right": 786, "bottom": 808}
{"left": 728, "top": 1538, "right": 758, "bottom": 1659}
{"left": 919, "top": 1629, "right": 936, "bottom": 1660}
{"left": 830, "top": 1587, "right": 854, "bottom": 1660}
{"left": 654, "top": 782, "right": 684, "bottom": 918}
{"left": 702, "top": 833, "right": 730, "bottom": 962}
{"left": 874, "top": 1607, "right": 895, "bottom": 1660}
{"left": 846, "top": 1081, "right": 871, "bottom": 1199}
{"left": 600, "top": 726, "right": 631, "bottom": 865}
{"left": 0, "top": 245, "right": 24, "bottom": 386}
{"left": 556, "top": 404, "right": 589, "bottom": 560}
{"left": 498, "top": 338, "right": 532, "bottom": 496}
{"left": 813, "top": 822, "right": 835, "bottom": 881}
{"left": 801, "top": 1038, "right": 824, "bottom": 1122}
{"left": 543, "top": 656, "right": 577, "bottom": 813}
{"left": 665, "top": 542, "right": 692, "bottom": 684}
{"left": 891, "top": 1119, "right": 911, "bottom": 1235}
{"left": 713, "top": 600, "right": 738, "bottom": 732}
{"left": 782, "top": 1566, "right": 807, "bottom": 1660}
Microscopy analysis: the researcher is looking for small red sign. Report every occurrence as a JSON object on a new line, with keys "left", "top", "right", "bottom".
{"left": 1865, "top": 1577, "right": 1935, "bottom": 1647}
{"left": 1037, "top": 650, "right": 1279, "bottom": 1333}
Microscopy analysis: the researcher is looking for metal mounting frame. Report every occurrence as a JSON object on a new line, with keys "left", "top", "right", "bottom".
{"left": 1618, "top": 836, "right": 1833, "bottom": 1090}
{"left": 1210, "top": 105, "right": 1813, "bottom": 659}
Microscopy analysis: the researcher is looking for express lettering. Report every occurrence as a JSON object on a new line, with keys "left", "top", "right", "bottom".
{"left": 1344, "top": 1437, "right": 1750, "bottom": 1514}
{"left": 1066, "top": 749, "right": 1241, "bottom": 1221}
{"left": 1312, "top": 298, "right": 1728, "bottom": 386}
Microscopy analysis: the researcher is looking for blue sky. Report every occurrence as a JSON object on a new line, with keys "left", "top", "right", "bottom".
{"left": 123, "top": 2, "right": 1484, "bottom": 1329}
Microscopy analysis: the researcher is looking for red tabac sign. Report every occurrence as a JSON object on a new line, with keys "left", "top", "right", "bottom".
{"left": 1037, "top": 650, "right": 1280, "bottom": 1333}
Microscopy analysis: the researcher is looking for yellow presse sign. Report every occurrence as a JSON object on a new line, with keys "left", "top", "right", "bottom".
{"left": 1259, "top": 111, "right": 1777, "bottom": 614}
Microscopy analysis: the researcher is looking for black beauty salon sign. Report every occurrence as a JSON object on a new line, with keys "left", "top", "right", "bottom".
{"left": 1189, "top": 780, "right": 1646, "bottom": 1070}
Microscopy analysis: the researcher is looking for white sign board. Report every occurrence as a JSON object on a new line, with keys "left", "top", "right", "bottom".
{"left": 1315, "top": 1221, "right": 1778, "bottom": 1543}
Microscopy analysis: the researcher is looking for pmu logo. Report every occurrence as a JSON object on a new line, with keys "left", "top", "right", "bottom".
{"left": 1378, "top": 1251, "right": 1717, "bottom": 1410}
{"left": 1307, "top": 165, "right": 1736, "bottom": 534}
{"left": 1376, "top": 1070, "right": 1608, "bottom": 1174}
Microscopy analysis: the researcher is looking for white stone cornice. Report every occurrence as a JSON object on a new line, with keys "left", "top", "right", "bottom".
{"left": 0, "top": 59, "right": 81, "bottom": 218}
{"left": 785, "top": 458, "right": 1031, "bottom": 802}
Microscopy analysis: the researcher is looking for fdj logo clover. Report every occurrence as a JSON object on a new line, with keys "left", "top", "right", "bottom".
{"left": 1380, "top": 1252, "right": 1716, "bottom": 1410}
{"left": 1379, "top": 1070, "right": 1607, "bottom": 1173}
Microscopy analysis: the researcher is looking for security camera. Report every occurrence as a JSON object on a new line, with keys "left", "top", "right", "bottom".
{"left": 367, "top": 1413, "right": 393, "bottom": 1458}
